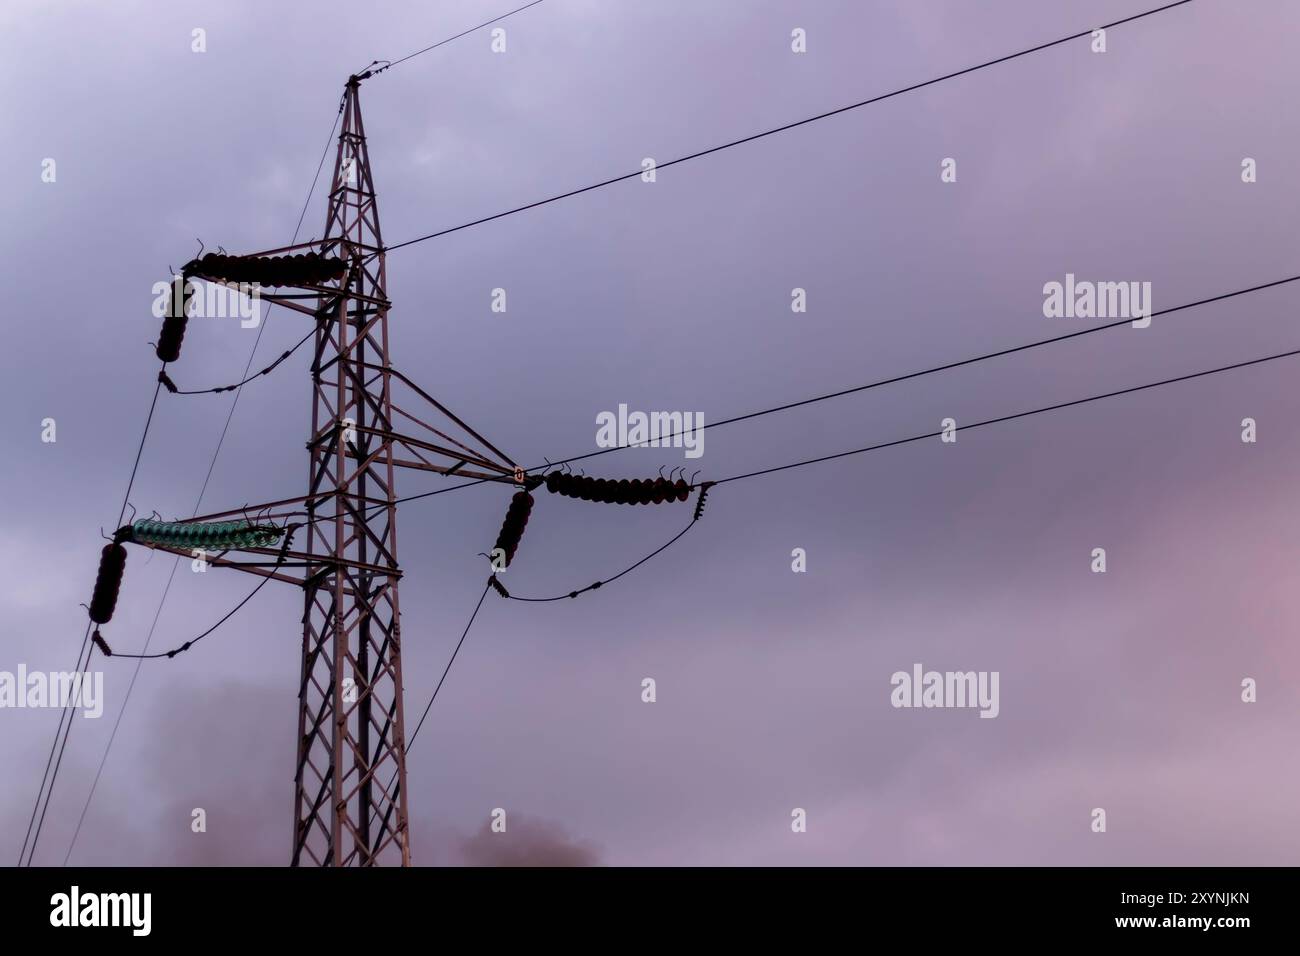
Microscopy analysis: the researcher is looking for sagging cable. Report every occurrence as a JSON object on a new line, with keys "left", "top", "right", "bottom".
{"left": 160, "top": 328, "right": 316, "bottom": 395}
{"left": 106, "top": 526, "right": 298, "bottom": 661}
{"left": 494, "top": 482, "right": 714, "bottom": 603}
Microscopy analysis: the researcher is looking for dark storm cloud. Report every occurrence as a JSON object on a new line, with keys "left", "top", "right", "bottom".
{"left": 454, "top": 815, "right": 602, "bottom": 867}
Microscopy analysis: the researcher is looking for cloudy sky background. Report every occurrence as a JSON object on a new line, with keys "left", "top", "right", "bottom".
{"left": 2, "top": 0, "right": 1299, "bottom": 865}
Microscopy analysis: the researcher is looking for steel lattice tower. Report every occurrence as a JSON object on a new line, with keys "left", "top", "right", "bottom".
{"left": 294, "top": 76, "right": 410, "bottom": 866}
{"left": 90, "top": 71, "right": 519, "bottom": 868}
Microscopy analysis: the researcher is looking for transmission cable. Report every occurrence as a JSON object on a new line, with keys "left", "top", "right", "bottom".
{"left": 493, "top": 512, "right": 703, "bottom": 602}
{"left": 377, "top": 0, "right": 547, "bottom": 72}
{"left": 360, "top": 271, "right": 1300, "bottom": 514}
{"left": 372, "top": 579, "right": 494, "bottom": 847}
{"left": 160, "top": 326, "right": 316, "bottom": 395}
{"left": 19, "top": 377, "right": 165, "bottom": 866}
{"left": 385, "top": 0, "right": 1195, "bottom": 252}
{"left": 530, "top": 274, "right": 1300, "bottom": 473}
{"left": 709, "top": 346, "right": 1300, "bottom": 488}
{"left": 58, "top": 106, "right": 343, "bottom": 867}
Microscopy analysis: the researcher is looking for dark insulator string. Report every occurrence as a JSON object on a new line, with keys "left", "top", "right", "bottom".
{"left": 155, "top": 293, "right": 190, "bottom": 363}
{"left": 186, "top": 252, "right": 347, "bottom": 286}
{"left": 491, "top": 490, "right": 534, "bottom": 568}
{"left": 88, "top": 543, "right": 128, "bottom": 624}
{"left": 543, "top": 471, "right": 692, "bottom": 505}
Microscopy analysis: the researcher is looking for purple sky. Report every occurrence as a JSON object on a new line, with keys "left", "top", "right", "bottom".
{"left": 3, "top": 0, "right": 1299, "bottom": 866}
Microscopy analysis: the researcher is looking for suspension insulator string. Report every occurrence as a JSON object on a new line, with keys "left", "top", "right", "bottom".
{"left": 185, "top": 251, "right": 346, "bottom": 287}
{"left": 542, "top": 471, "right": 691, "bottom": 505}
{"left": 154, "top": 274, "right": 194, "bottom": 364}
{"left": 88, "top": 543, "right": 128, "bottom": 625}
{"left": 123, "top": 518, "right": 285, "bottom": 550}
{"left": 490, "top": 490, "right": 534, "bottom": 569}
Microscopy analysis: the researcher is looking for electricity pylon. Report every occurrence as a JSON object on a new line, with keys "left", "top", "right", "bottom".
{"left": 292, "top": 73, "right": 414, "bottom": 866}
{"left": 101, "top": 72, "right": 519, "bottom": 865}
{"left": 85, "top": 54, "right": 699, "bottom": 851}
{"left": 292, "top": 74, "right": 523, "bottom": 865}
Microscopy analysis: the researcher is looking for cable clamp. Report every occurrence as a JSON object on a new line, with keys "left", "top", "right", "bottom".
{"left": 692, "top": 481, "right": 715, "bottom": 521}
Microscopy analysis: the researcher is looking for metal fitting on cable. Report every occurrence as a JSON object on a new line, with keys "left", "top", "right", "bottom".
{"left": 692, "top": 482, "right": 715, "bottom": 521}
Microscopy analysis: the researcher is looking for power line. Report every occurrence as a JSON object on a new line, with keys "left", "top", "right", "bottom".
{"left": 58, "top": 106, "right": 343, "bottom": 867}
{"left": 161, "top": 327, "right": 316, "bottom": 396}
{"left": 16, "top": 623, "right": 91, "bottom": 867}
{"left": 380, "top": 344, "right": 1300, "bottom": 839}
{"left": 497, "top": 516, "right": 700, "bottom": 602}
{"left": 468, "top": 346, "right": 1300, "bottom": 611}
{"left": 710, "top": 346, "right": 1300, "bottom": 488}
{"left": 62, "top": 564, "right": 177, "bottom": 865}
{"left": 372, "top": 579, "right": 494, "bottom": 845}
{"left": 408, "top": 581, "right": 494, "bottom": 747}
{"left": 530, "top": 274, "right": 1300, "bottom": 472}
{"left": 381, "top": 0, "right": 547, "bottom": 71}
{"left": 435, "top": 346, "right": 1300, "bottom": 603}
{"left": 20, "top": 375, "right": 166, "bottom": 866}
{"left": 366, "top": 271, "right": 1300, "bottom": 512}
{"left": 100, "top": 539, "right": 293, "bottom": 661}
{"left": 384, "top": 0, "right": 1195, "bottom": 252}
